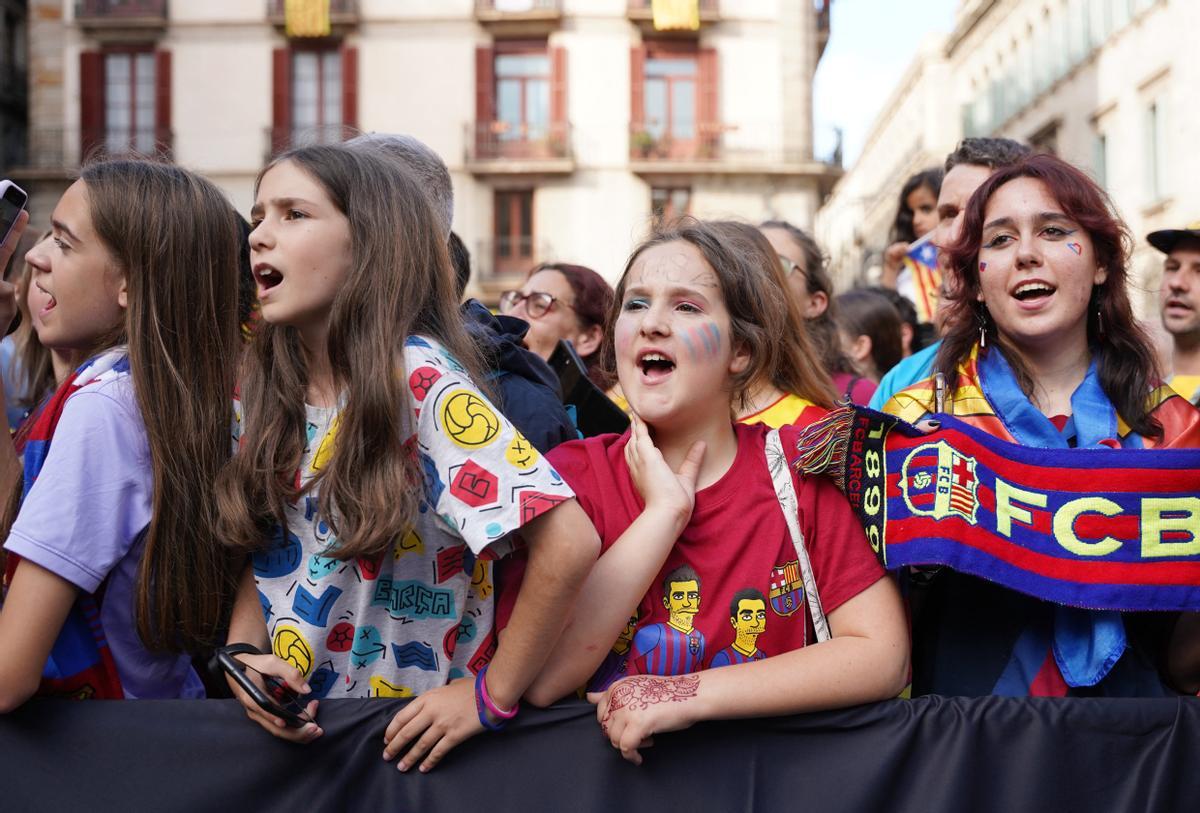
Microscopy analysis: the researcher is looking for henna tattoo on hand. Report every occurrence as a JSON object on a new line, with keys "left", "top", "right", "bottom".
{"left": 600, "top": 674, "right": 700, "bottom": 737}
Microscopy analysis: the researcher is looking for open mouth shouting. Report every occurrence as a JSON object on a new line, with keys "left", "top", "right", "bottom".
{"left": 1010, "top": 279, "right": 1056, "bottom": 309}
{"left": 34, "top": 281, "right": 56, "bottom": 317}
{"left": 637, "top": 348, "right": 676, "bottom": 384}
{"left": 253, "top": 263, "right": 284, "bottom": 298}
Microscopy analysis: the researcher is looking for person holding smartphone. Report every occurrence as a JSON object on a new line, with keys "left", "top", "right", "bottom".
{"left": 0, "top": 162, "right": 244, "bottom": 710}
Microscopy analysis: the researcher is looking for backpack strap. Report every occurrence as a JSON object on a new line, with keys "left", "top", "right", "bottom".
{"left": 765, "top": 428, "right": 830, "bottom": 643}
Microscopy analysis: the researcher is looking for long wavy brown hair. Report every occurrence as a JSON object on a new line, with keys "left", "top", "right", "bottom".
{"left": 936, "top": 152, "right": 1161, "bottom": 439}
{"left": 603, "top": 218, "right": 835, "bottom": 412}
{"left": 215, "top": 145, "right": 483, "bottom": 561}
{"left": 1, "top": 160, "right": 244, "bottom": 653}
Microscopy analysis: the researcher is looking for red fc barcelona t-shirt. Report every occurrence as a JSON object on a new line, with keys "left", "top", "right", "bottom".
{"left": 496, "top": 422, "right": 885, "bottom": 688}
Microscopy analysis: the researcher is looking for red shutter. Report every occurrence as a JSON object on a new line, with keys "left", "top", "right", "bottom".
{"left": 341, "top": 45, "right": 358, "bottom": 133}
{"left": 698, "top": 47, "right": 718, "bottom": 155}
{"left": 272, "top": 47, "right": 291, "bottom": 155}
{"left": 155, "top": 49, "right": 172, "bottom": 157}
{"left": 475, "top": 46, "right": 495, "bottom": 158}
{"left": 550, "top": 46, "right": 567, "bottom": 125}
{"left": 80, "top": 50, "right": 105, "bottom": 159}
{"left": 630, "top": 46, "right": 646, "bottom": 130}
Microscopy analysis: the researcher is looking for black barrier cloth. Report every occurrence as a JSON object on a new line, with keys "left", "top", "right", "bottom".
{"left": 2, "top": 696, "right": 1199, "bottom": 812}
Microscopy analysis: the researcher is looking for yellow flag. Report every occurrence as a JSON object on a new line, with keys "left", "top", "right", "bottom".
{"left": 285, "top": 0, "right": 331, "bottom": 38}
{"left": 652, "top": 0, "right": 700, "bottom": 31}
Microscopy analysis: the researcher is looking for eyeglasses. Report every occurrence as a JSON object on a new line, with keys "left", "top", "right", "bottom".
{"left": 778, "top": 255, "right": 806, "bottom": 280}
{"left": 498, "top": 290, "right": 575, "bottom": 319}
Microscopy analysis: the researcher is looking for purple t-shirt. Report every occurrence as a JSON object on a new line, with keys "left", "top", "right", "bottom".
{"left": 4, "top": 374, "right": 204, "bottom": 699}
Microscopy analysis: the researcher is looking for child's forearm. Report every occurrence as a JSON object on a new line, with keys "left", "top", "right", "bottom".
{"left": 693, "top": 578, "right": 908, "bottom": 720}
{"left": 524, "top": 505, "right": 685, "bottom": 704}
{"left": 225, "top": 560, "right": 269, "bottom": 650}
{"left": 483, "top": 500, "right": 600, "bottom": 711}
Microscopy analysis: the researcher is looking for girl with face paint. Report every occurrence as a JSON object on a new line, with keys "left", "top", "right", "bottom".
{"left": 496, "top": 219, "right": 908, "bottom": 765}
{"left": 883, "top": 152, "right": 1200, "bottom": 698}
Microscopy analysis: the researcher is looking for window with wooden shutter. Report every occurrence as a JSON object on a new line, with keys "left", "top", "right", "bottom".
{"left": 80, "top": 50, "right": 105, "bottom": 159}
{"left": 155, "top": 49, "right": 171, "bottom": 157}
{"left": 271, "top": 47, "right": 291, "bottom": 155}
{"left": 494, "top": 189, "right": 534, "bottom": 277}
{"left": 474, "top": 45, "right": 495, "bottom": 158}
{"left": 630, "top": 45, "right": 645, "bottom": 157}
{"left": 341, "top": 45, "right": 357, "bottom": 132}
{"left": 550, "top": 45, "right": 567, "bottom": 156}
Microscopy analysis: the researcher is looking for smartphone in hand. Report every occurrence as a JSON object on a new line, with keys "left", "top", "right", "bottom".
{"left": 0, "top": 180, "right": 29, "bottom": 337}
{"left": 214, "top": 646, "right": 314, "bottom": 728}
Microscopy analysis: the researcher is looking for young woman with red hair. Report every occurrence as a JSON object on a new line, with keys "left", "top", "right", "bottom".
{"left": 885, "top": 152, "right": 1200, "bottom": 697}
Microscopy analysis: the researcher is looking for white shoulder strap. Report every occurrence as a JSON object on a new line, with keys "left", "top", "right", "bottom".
{"left": 765, "top": 428, "right": 830, "bottom": 643}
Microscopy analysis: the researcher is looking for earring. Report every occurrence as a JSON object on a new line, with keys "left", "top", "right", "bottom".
{"left": 1096, "top": 304, "right": 1104, "bottom": 337}
{"left": 977, "top": 308, "right": 988, "bottom": 348}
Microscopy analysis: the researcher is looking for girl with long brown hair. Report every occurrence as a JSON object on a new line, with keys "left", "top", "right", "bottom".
{"left": 498, "top": 218, "right": 907, "bottom": 764}
{"left": 0, "top": 159, "right": 244, "bottom": 710}
{"left": 884, "top": 152, "right": 1200, "bottom": 697}
{"left": 215, "top": 144, "right": 598, "bottom": 772}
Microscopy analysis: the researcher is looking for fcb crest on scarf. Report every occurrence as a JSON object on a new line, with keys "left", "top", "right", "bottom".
{"left": 768, "top": 560, "right": 804, "bottom": 617}
{"left": 900, "top": 441, "right": 980, "bottom": 524}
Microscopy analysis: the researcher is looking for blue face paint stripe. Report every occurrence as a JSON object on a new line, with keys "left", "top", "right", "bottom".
{"left": 680, "top": 330, "right": 698, "bottom": 361}
{"left": 706, "top": 323, "right": 721, "bottom": 355}
{"left": 697, "top": 325, "right": 715, "bottom": 356}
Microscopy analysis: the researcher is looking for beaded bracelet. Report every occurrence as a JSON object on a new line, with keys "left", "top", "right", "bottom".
{"left": 474, "top": 664, "right": 518, "bottom": 731}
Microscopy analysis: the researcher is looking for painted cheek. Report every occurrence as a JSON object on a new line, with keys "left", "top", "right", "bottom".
{"left": 614, "top": 318, "right": 637, "bottom": 356}
{"left": 687, "top": 322, "right": 722, "bottom": 360}
{"left": 979, "top": 261, "right": 987, "bottom": 273}
{"left": 1066, "top": 242, "right": 1083, "bottom": 256}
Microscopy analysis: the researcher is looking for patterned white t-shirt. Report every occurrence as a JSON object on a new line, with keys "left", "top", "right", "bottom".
{"left": 239, "top": 335, "right": 574, "bottom": 699}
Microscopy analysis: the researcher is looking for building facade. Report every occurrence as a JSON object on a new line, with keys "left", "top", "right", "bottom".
{"left": 0, "top": 0, "right": 28, "bottom": 175}
{"left": 817, "top": 0, "right": 1196, "bottom": 321}
{"left": 7, "top": 0, "right": 837, "bottom": 297}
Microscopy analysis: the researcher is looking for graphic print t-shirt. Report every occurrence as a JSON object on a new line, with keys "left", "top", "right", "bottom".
{"left": 497, "top": 422, "right": 884, "bottom": 690}
{"left": 243, "top": 335, "right": 574, "bottom": 699}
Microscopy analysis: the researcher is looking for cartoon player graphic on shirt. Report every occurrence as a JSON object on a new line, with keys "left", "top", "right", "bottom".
{"left": 628, "top": 565, "right": 705, "bottom": 675}
{"left": 587, "top": 612, "right": 639, "bottom": 692}
{"left": 710, "top": 588, "right": 768, "bottom": 668}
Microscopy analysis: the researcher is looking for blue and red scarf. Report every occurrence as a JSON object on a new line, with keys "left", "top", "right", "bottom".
{"left": 3, "top": 351, "right": 131, "bottom": 700}
{"left": 796, "top": 348, "right": 1200, "bottom": 692}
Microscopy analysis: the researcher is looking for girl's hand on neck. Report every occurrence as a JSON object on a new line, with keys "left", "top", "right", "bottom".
{"left": 625, "top": 414, "right": 706, "bottom": 533}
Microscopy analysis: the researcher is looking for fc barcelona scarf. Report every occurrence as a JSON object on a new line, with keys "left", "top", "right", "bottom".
{"left": 3, "top": 350, "right": 131, "bottom": 700}
{"left": 801, "top": 407, "right": 1200, "bottom": 614}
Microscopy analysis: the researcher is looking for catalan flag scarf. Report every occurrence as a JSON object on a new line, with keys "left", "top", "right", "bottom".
{"left": 797, "top": 347, "right": 1200, "bottom": 690}
{"left": 3, "top": 350, "right": 130, "bottom": 699}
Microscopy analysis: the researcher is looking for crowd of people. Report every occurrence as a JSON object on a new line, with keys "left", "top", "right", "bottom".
{"left": 0, "top": 130, "right": 1196, "bottom": 772}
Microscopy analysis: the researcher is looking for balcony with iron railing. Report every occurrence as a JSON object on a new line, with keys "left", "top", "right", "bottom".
{"left": 465, "top": 121, "right": 573, "bottom": 176}
{"left": 266, "top": 0, "right": 358, "bottom": 28}
{"left": 6, "top": 126, "right": 173, "bottom": 179}
{"left": 471, "top": 237, "right": 557, "bottom": 298}
{"left": 75, "top": 0, "right": 168, "bottom": 28}
{"left": 474, "top": 0, "right": 563, "bottom": 33}
{"left": 627, "top": 0, "right": 719, "bottom": 32}
{"left": 265, "top": 124, "right": 357, "bottom": 162}
{"left": 628, "top": 121, "right": 841, "bottom": 179}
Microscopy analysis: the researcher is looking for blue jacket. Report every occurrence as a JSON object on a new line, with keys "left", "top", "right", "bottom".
{"left": 461, "top": 299, "right": 576, "bottom": 453}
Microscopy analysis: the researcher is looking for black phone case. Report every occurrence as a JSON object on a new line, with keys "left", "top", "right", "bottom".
{"left": 215, "top": 650, "right": 309, "bottom": 728}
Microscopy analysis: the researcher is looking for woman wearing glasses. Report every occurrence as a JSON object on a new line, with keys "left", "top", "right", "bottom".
{"left": 759, "top": 221, "right": 876, "bottom": 404}
{"left": 498, "top": 262, "right": 615, "bottom": 389}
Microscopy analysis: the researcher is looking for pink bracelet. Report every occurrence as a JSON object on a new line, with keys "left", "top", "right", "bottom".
{"left": 479, "top": 665, "right": 518, "bottom": 720}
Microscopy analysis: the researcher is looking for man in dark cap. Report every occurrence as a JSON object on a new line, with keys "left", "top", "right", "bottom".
{"left": 1148, "top": 221, "right": 1200, "bottom": 405}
